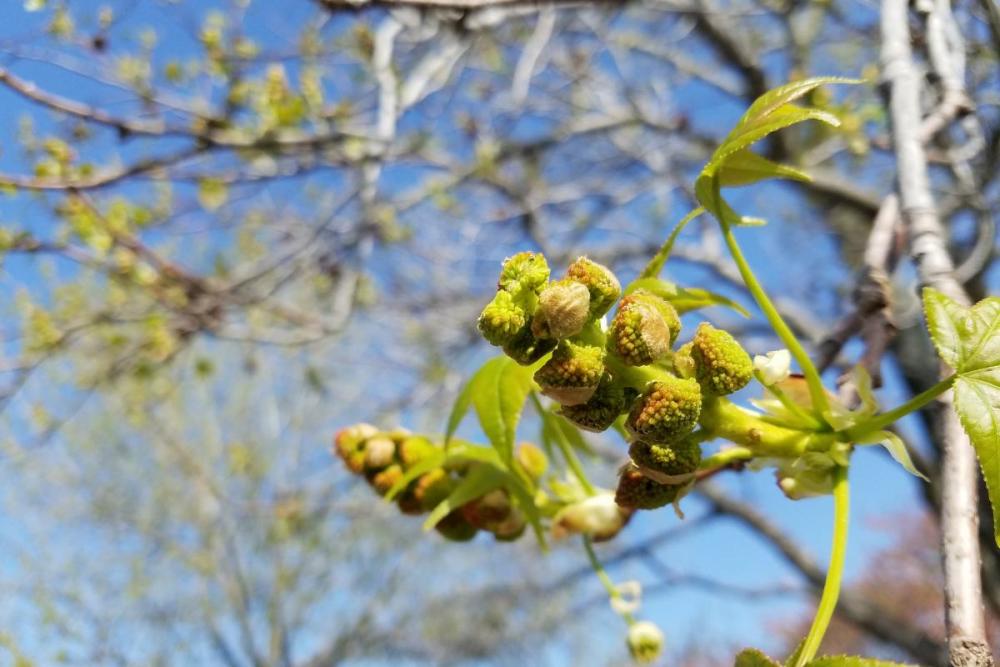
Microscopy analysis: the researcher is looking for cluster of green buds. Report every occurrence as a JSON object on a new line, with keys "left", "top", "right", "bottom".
{"left": 479, "top": 255, "right": 755, "bottom": 512}
{"left": 333, "top": 424, "right": 547, "bottom": 542}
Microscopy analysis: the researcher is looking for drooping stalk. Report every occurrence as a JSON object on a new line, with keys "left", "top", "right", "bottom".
{"left": 583, "top": 536, "right": 635, "bottom": 625}
{"left": 796, "top": 466, "right": 850, "bottom": 667}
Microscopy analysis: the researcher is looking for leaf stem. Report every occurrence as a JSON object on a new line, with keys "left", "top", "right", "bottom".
{"left": 639, "top": 206, "right": 706, "bottom": 279}
{"left": 796, "top": 465, "right": 849, "bottom": 667}
{"left": 582, "top": 536, "right": 635, "bottom": 625}
{"left": 754, "top": 370, "right": 825, "bottom": 430}
{"left": 844, "top": 374, "right": 956, "bottom": 443}
{"left": 717, "top": 218, "right": 831, "bottom": 419}
{"left": 531, "top": 393, "right": 596, "bottom": 495}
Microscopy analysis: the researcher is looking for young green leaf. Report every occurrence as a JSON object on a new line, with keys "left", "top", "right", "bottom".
{"left": 855, "top": 430, "right": 928, "bottom": 481}
{"left": 423, "top": 464, "right": 505, "bottom": 530}
{"left": 734, "top": 648, "right": 782, "bottom": 667}
{"left": 732, "top": 76, "right": 861, "bottom": 135}
{"left": 624, "top": 277, "right": 750, "bottom": 317}
{"left": 717, "top": 149, "right": 813, "bottom": 187}
{"left": 922, "top": 288, "right": 1000, "bottom": 545}
{"left": 445, "top": 356, "right": 539, "bottom": 463}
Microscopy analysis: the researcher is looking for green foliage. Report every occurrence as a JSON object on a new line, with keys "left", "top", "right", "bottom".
{"left": 923, "top": 287, "right": 1000, "bottom": 545}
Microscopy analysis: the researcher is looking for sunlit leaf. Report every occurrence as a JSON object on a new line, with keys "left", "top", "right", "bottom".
{"left": 423, "top": 465, "right": 505, "bottom": 530}
{"left": 855, "top": 430, "right": 928, "bottom": 481}
{"left": 717, "top": 149, "right": 812, "bottom": 187}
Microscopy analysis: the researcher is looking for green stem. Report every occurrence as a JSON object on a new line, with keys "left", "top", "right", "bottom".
{"left": 796, "top": 465, "right": 849, "bottom": 667}
{"left": 754, "top": 371, "right": 825, "bottom": 431}
{"left": 844, "top": 374, "right": 956, "bottom": 442}
{"left": 583, "top": 536, "right": 634, "bottom": 625}
{"left": 699, "top": 397, "right": 836, "bottom": 458}
{"left": 718, "top": 219, "right": 830, "bottom": 419}
{"left": 530, "top": 393, "right": 596, "bottom": 495}
{"left": 639, "top": 206, "right": 706, "bottom": 279}
{"left": 698, "top": 446, "right": 754, "bottom": 471}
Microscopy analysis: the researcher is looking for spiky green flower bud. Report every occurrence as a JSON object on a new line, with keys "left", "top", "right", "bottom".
{"left": 609, "top": 291, "right": 680, "bottom": 366}
{"left": 629, "top": 438, "right": 701, "bottom": 477}
{"left": 532, "top": 279, "right": 591, "bottom": 339}
{"left": 534, "top": 340, "right": 606, "bottom": 406}
{"left": 363, "top": 436, "right": 396, "bottom": 470}
{"left": 502, "top": 327, "right": 557, "bottom": 366}
{"left": 614, "top": 463, "right": 680, "bottom": 510}
{"left": 371, "top": 464, "right": 403, "bottom": 496}
{"left": 436, "top": 510, "right": 479, "bottom": 542}
{"left": 398, "top": 435, "right": 438, "bottom": 470}
{"left": 566, "top": 256, "right": 621, "bottom": 319}
{"left": 559, "top": 372, "right": 636, "bottom": 432}
{"left": 477, "top": 290, "right": 528, "bottom": 346}
{"left": 625, "top": 376, "right": 701, "bottom": 443}
{"left": 627, "top": 621, "right": 665, "bottom": 664}
{"left": 690, "top": 322, "right": 752, "bottom": 395}
{"left": 498, "top": 251, "right": 550, "bottom": 294}
{"left": 516, "top": 442, "right": 548, "bottom": 479}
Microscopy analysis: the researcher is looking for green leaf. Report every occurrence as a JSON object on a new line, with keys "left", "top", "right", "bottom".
{"left": 734, "top": 649, "right": 781, "bottom": 667}
{"left": 384, "top": 453, "right": 444, "bottom": 501}
{"left": 423, "top": 465, "right": 505, "bottom": 530}
{"left": 504, "top": 472, "right": 547, "bottom": 549}
{"left": 855, "top": 430, "right": 928, "bottom": 481}
{"left": 468, "top": 356, "right": 537, "bottom": 465}
{"left": 805, "top": 656, "right": 916, "bottom": 667}
{"left": 539, "top": 406, "right": 592, "bottom": 456}
{"left": 717, "top": 149, "right": 813, "bottom": 187}
{"left": 922, "top": 288, "right": 1000, "bottom": 545}
{"left": 733, "top": 76, "right": 861, "bottom": 135}
{"left": 444, "top": 373, "right": 476, "bottom": 445}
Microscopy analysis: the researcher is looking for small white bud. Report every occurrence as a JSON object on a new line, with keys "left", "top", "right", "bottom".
{"left": 626, "top": 621, "right": 664, "bottom": 663}
{"left": 753, "top": 349, "right": 791, "bottom": 386}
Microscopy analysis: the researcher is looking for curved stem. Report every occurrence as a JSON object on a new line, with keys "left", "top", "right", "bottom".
{"left": 639, "top": 206, "right": 705, "bottom": 279}
{"left": 718, "top": 220, "right": 831, "bottom": 419}
{"left": 796, "top": 465, "right": 850, "bottom": 667}
{"left": 530, "top": 392, "right": 595, "bottom": 495}
{"left": 582, "top": 536, "right": 635, "bottom": 625}
{"left": 844, "top": 374, "right": 956, "bottom": 442}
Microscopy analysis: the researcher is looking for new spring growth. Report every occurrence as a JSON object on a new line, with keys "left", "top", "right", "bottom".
{"left": 626, "top": 621, "right": 665, "bottom": 664}
{"left": 609, "top": 290, "right": 681, "bottom": 366}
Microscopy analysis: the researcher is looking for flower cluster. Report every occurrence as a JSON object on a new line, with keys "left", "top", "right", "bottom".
{"left": 479, "top": 255, "right": 754, "bottom": 511}
{"left": 333, "top": 424, "right": 547, "bottom": 542}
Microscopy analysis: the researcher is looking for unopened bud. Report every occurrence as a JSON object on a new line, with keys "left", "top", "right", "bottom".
{"left": 691, "top": 322, "right": 752, "bottom": 396}
{"left": 629, "top": 437, "right": 701, "bottom": 478}
{"left": 559, "top": 373, "right": 637, "bottom": 433}
{"left": 534, "top": 340, "right": 606, "bottom": 406}
{"left": 502, "top": 327, "right": 557, "bottom": 366}
{"left": 363, "top": 436, "right": 396, "bottom": 470}
{"left": 516, "top": 442, "right": 549, "bottom": 479}
{"left": 753, "top": 349, "right": 791, "bottom": 386}
{"left": 615, "top": 463, "right": 681, "bottom": 510}
{"left": 626, "top": 621, "right": 664, "bottom": 664}
{"left": 566, "top": 256, "right": 621, "bottom": 319}
{"left": 498, "top": 251, "right": 550, "bottom": 294}
{"left": 462, "top": 489, "right": 512, "bottom": 529}
{"left": 609, "top": 291, "right": 680, "bottom": 366}
{"left": 625, "top": 376, "right": 701, "bottom": 443}
{"left": 552, "top": 492, "right": 632, "bottom": 542}
{"left": 532, "top": 279, "right": 591, "bottom": 339}
{"left": 371, "top": 464, "right": 403, "bottom": 496}
{"left": 435, "top": 510, "right": 479, "bottom": 542}
{"left": 398, "top": 436, "right": 438, "bottom": 470}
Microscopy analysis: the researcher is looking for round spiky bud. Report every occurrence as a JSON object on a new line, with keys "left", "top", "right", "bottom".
{"left": 516, "top": 442, "right": 548, "bottom": 480}
{"left": 532, "top": 279, "right": 591, "bottom": 339}
{"left": 499, "top": 251, "right": 550, "bottom": 294}
{"left": 609, "top": 291, "right": 680, "bottom": 366}
{"left": 614, "top": 463, "right": 680, "bottom": 510}
{"left": 333, "top": 423, "right": 378, "bottom": 460}
{"left": 629, "top": 438, "right": 701, "bottom": 477}
{"left": 559, "top": 372, "right": 637, "bottom": 433}
{"left": 566, "top": 256, "right": 621, "bottom": 319}
{"left": 627, "top": 621, "right": 665, "bottom": 664}
{"left": 436, "top": 510, "right": 478, "bottom": 542}
{"left": 398, "top": 435, "right": 438, "bottom": 470}
{"left": 371, "top": 464, "right": 403, "bottom": 496}
{"left": 478, "top": 290, "right": 528, "bottom": 346}
{"left": 502, "top": 327, "right": 557, "bottom": 366}
{"left": 690, "top": 322, "right": 752, "bottom": 395}
{"left": 625, "top": 376, "right": 701, "bottom": 443}
{"left": 461, "top": 489, "right": 512, "bottom": 529}
{"left": 414, "top": 468, "right": 454, "bottom": 511}
{"left": 534, "top": 340, "right": 606, "bottom": 406}
{"left": 363, "top": 436, "right": 396, "bottom": 471}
